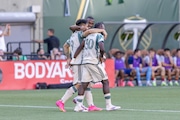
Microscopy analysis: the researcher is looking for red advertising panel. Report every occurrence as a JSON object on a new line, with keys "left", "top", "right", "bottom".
{"left": 0, "top": 59, "right": 115, "bottom": 90}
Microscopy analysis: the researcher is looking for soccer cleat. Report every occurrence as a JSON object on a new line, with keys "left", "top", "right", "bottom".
{"left": 152, "top": 80, "right": 157, "bottom": 87}
{"left": 146, "top": 82, "right": 152, "bottom": 86}
{"left": 88, "top": 105, "right": 103, "bottom": 112}
{"left": 161, "top": 81, "right": 167, "bottom": 86}
{"left": 106, "top": 105, "right": 121, "bottom": 111}
{"left": 138, "top": 81, "right": 142, "bottom": 87}
{"left": 120, "top": 80, "right": 125, "bottom": 87}
{"left": 174, "top": 81, "right": 179, "bottom": 86}
{"left": 127, "top": 81, "right": 134, "bottom": 87}
{"left": 169, "top": 81, "right": 173, "bottom": 86}
{"left": 73, "top": 98, "right": 88, "bottom": 110}
{"left": 74, "top": 104, "right": 88, "bottom": 112}
{"left": 56, "top": 100, "right": 66, "bottom": 112}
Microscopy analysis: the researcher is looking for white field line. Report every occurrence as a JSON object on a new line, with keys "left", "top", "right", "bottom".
{"left": 0, "top": 104, "right": 180, "bottom": 113}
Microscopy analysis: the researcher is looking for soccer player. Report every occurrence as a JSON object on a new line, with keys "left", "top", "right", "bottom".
{"left": 143, "top": 48, "right": 165, "bottom": 86}
{"left": 114, "top": 51, "right": 135, "bottom": 87}
{"left": 161, "top": 48, "right": 174, "bottom": 86}
{"left": 172, "top": 48, "right": 180, "bottom": 86}
{"left": 73, "top": 22, "right": 121, "bottom": 112}
{"left": 56, "top": 19, "right": 107, "bottom": 112}
{"left": 70, "top": 16, "right": 107, "bottom": 111}
{"left": 128, "top": 49, "right": 152, "bottom": 86}
{"left": 70, "top": 16, "right": 95, "bottom": 32}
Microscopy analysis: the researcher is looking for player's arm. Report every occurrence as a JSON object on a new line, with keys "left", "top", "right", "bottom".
{"left": 83, "top": 29, "right": 108, "bottom": 39}
{"left": 145, "top": 56, "right": 152, "bottom": 66}
{"left": 74, "top": 40, "right": 85, "bottom": 58}
{"left": 139, "top": 58, "right": 143, "bottom": 71}
{"left": 99, "top": 41, "right": 105, "bottom": 58}
{"left": 32, "top": 40, "right": 44, "bottom": 43}
{"left": 63, "top": 42, "right": 70, "bottom": 59}
{"left": 128, "top": 57, "right": 134, "bottom": 69}
{"left": 168, "top": 56, "right": 174, "bottom": 67}
{"left": 0, "top": 24, "right": 11, "bottom": 37}
{"left": 69, "top": 25, "right": 81, "bottom": 32}
{"left": 69, "top": 25, "right": 87, "bottom": 33}
{"left": 173, "top": 57, "right": 178, "bottom": 68}
{"left": 156, "top": 55, "right": 162, "bottom": 67}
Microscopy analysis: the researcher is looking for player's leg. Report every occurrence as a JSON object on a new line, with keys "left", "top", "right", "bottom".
{"left": 118, "top": 69, "right": 125, "bottom": 87}
{"left": 101, "top": 79, "right": 121, "bottom": 111}
{"left": 174, "top": 68, "right": 179, "bottom": 86}
{"left": 141, "top": 67, "right": 152, "bottom": 86}
{"left": 74, "top": 82, "right": 89, "bottom": 112}
{"left": 89, "top": 64, "right": 120, "bottom": 111}
{"left": 151, "top": 67, "right": 157, "bottom": 86}
{"left": 135, "top": 67, "right": 142, "bottom": 86}
{"left": 161, "top": 67, "right": 167, "bottom": 86}
{"left": 167, "top": 69, "right": 173, "bottom": 86}
{"left": 56, "top": 65, "right": 81, "bottom": 112}
{"left": 126, "top": 69, "right": 135, "bottom": 87}
{"left": 84, "top": 83, "right": 102, "bottom": 111}
{"left": 115, "top": 70, "right": 120, "bottom": 87}
{"left": 73, "top": 65, "right": 102, "bottom": 111}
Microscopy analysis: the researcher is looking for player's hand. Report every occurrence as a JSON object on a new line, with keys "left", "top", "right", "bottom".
{"left": 5, "top": 24, "right": 11, "bottom": 29}
{"left": 102, "top": 30, "right": 108, "bottom": 40}
{"left": 99, "top": 55, "right": 106, "bottom": 63}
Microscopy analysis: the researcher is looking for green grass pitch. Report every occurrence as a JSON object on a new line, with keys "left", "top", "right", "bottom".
{"left": 0, "top": 87, "right": 180, "bottom": 120}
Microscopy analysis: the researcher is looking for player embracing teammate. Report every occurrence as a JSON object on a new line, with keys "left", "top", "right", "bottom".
{"left": 56, "top": 18, "right": 120, "bottom": 112}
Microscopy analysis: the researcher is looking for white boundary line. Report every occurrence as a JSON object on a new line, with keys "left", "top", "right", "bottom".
{"left": 0, "top": 104, "right": 180, "bottom": 113}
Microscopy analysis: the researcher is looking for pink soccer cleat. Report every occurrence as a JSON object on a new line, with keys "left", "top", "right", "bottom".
{"left": 127, "top": 81, "right": 134, "bottom": 87}
{"left": 56, "top": 100, "right": 66, "bottom": 112}
{"left": 88, "top": 105, "right": 103, "bottom": 112}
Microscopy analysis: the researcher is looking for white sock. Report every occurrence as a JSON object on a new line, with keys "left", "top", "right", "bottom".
{"left": 76, "top": 95, "right": 84, "bottom": 106}
{"left": 61, "top": 86, "right": 77, "bottom": 103}
{"left": 84, "top": 88, "right": 94, "bottom": 106}
{"left": 104, "top": 93, "right": 112, "bottom": 106}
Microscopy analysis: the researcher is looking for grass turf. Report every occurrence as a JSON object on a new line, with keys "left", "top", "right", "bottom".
{"left": 0, "top": 87, "right": 180, "bottom": 120}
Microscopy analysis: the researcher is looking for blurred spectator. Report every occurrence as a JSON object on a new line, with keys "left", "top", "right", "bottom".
{"left": 108, "top": 48, "right": 120, "bottom": 59}
{"left": 114, "top": 51, "right": 135, "bottom": 87}
{"left": 0, "top": 49, "right": 5, "bottom": 61}
{"left": 0, "top": 24, "right": 11, "bottom": 52}
{"left": 12, "top": 48, "right": 27, "bottom": 61}
{"left": 33, "top": 29, "right": 60, "bottom": 54}
{"left": 172, "top": 48, "right": 180, "bottom": 86}
{"left": 128, "top": 49, "right": 152, "bottom": 86}
{"left": 51, "top": 48, "right": 66, "bottom": 60}
{"left": 33, "top": 48, "right": 48, "bottom": 60}
{"left": 143, "top": 48, "right": 165, "bottom": 86}
{"left": 161, "top": 48, "right": 174, "bottom": 86}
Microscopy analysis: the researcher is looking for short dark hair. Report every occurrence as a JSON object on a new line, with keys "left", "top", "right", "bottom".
{"left": 176, "top": 48, "right": 180, "bottom": 52}
{"left": 76, "top": 19, "right": 87, "bottom": 26}
{"left": 115, "top": 51, "right": 124, "bottom": 56}
{"left": 134, "top": 49, "right": 140, "bottom": 54}
{"left": 13, "top": 48, "right": 22, "bottom": 55}
{"left": 86, "top": 16, "right": 94, "bottom": 20}
{"left": 94, "top": 22, "right": 104, "bottom": 28}
{"left": 149, "top": 48, "right": 156, "bottom": 52}
{"left": 164, "top": 48, "right": 170, "bottom": 51}
{"left": 48, "top": 29, "right": 54, "bottom": 34}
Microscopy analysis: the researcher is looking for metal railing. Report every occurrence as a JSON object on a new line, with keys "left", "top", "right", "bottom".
{"left": 6, "top": 41, "right": 41, "bottom": 53}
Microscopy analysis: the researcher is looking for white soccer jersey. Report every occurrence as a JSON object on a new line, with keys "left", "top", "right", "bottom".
{"left": 82, "top": 33, "right": 104, "bottom": 64}
{"left": 66, "top": 31, "right": 84, "bottom": 65}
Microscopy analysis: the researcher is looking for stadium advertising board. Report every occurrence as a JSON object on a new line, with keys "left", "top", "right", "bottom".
{"left": 0, "top": 59, "right": 115, "bottom": 90}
